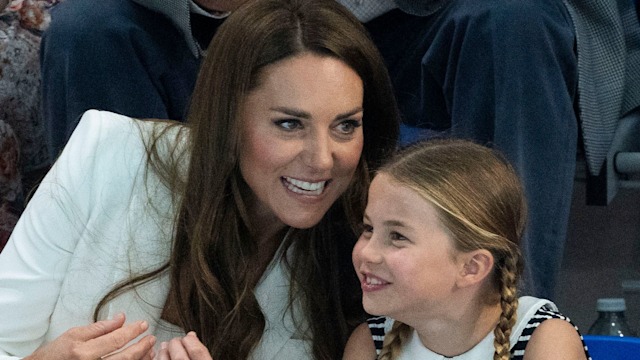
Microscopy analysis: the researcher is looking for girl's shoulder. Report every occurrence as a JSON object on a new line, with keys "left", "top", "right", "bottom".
{"left": 364, "top": 297, "right": 589, "bottom": 359}
{"left": 512, "top": 297, "right": 590, "bottom": 360}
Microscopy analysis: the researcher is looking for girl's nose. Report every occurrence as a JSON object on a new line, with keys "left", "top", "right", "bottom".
{"left": 355, "top": 237, "right": 384, "bottom": 265}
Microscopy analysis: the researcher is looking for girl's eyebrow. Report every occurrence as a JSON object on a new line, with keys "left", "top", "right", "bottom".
{"left": 383, "top": 219, "right": 407, "bottom": 228}
{"left": 364, "top": 213, "right": 408, "bottom": 228}
{"left": 270, "top": 106, "right": 364, "bottom": 120}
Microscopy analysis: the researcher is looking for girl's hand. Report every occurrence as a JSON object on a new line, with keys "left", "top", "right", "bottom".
{"left": 154, "top": 332, "right": 212, "bottom": 360}
{"left": 25, "top": 313, "right": 156, "bottom": 360}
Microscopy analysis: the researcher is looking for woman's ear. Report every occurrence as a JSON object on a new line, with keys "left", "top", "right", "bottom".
{"left": 456, "top": 250, "right": 494, "bottom": 288}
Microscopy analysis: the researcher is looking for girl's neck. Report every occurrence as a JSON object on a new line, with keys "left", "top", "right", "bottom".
{"left": 411, "top": 297, "right": 503, "bottom": 357}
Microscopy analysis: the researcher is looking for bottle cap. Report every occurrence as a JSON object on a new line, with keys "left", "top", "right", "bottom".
{"left": 596, "top": 298, "right": 626, "bottom": 312}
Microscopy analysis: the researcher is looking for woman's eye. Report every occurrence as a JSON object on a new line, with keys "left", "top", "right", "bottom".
{"left": 335, "top": 119, "right": 362, "bottom": 135}
{"left": 275, "top": 119, "right": 303, "bottom": 131}
{"left": 361, "top": 223, "right": 373, "bottom": 235}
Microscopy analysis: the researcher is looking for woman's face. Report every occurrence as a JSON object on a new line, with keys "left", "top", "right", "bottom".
{"left": 352, "top": 174, "right": 462, "bottom": 323}
{"left": 239, "top": 53, "right": 364, "bottom": 231}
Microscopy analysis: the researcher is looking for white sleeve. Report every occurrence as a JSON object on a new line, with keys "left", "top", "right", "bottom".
{"left": 0, "top": 110, "right": 139, "bottom": 359}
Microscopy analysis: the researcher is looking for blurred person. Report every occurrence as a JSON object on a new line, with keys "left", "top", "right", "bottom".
{"left": 40, "top": 0, "right": 248, "bottom": 161}
{"left": 0, "top": 0, "right": 61, "bottom": 250}
{"left": 339, "top": 0, "right": 640, "bottom": 300}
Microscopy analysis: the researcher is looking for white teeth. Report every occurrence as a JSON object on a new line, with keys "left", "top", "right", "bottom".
{"left": 366, "top": 276, "right": 383, "bottom": 285}
{"left": 284, "top": 177, "right": 326, "bottom": 195}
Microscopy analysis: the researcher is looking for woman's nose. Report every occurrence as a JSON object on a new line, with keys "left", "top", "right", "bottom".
{"left": 303, "top": 132, "right": 334, "bottom": 171}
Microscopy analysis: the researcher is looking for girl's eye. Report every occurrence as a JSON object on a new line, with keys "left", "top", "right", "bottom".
{"left": 335, "top": 119, "right": 362, "bottom": 136}
{"left": 275, "top": 119, "right": 303, "bottom": 131}
{"left": 389, "top": 231, "right": 408, "bottom": 242}
{"left": 361, "top": 223, "right": 373, "bottom": 236}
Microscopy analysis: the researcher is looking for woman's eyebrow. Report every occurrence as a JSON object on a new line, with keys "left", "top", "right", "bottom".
{"left": 336, "top": 107, "right": 364, "bottom": 119}
{"left": 269, "top": 106, "right": 364, "bottom": 120}
{"left": 270, "top": 106, "right": 311, "bottom": 119}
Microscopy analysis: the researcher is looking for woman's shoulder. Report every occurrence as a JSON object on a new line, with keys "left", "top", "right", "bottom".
{"left": 70, "top": 110, "right": 187, "bottom": 153}
{"left": 74, "top": 109, "right": 182, "bottom": 134}
{"left": 53, "top": 110, "right": 189, "bottom": 194}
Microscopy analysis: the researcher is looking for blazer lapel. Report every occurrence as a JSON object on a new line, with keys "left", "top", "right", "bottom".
{"left": 251, "top": 248, "right": 311, "bottom": 359}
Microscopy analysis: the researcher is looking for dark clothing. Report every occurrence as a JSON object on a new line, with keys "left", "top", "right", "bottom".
{"left": 40, "top": 0, "right": 224, "bottom": 160}
{"left": 365, "top": 0, "right": 578, "bottom": 299}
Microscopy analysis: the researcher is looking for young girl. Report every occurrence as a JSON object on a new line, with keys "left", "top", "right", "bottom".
{"left": 344, "top": 139, "right": 589, "bottom": 360}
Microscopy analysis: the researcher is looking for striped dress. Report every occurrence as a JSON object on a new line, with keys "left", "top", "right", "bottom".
{"left": 366, "top": 296, "right": 591, "bottom": 359}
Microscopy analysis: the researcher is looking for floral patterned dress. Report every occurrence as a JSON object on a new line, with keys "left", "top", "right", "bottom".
{"left": 0, "top": 0, "right": 61, "bottom": 251}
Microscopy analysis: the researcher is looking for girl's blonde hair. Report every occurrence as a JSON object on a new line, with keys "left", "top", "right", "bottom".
{"left": 377, "top": 138, "right": 526, "bottom": 360}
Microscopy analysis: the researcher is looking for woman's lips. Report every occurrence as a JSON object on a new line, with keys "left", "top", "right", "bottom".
{"left": 282, "top": 176, "right": 329, "bottom": 196}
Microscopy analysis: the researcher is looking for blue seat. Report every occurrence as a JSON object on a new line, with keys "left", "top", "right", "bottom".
{"left": 583, "top": 335, "right": 640, "bottom": 360}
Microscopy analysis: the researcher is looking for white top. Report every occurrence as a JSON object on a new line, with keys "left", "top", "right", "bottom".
{"left": 0, "top": 110, "right": 312, "bottom": 359}
{"left": 387, "top": 296, "right": 556, "bottom": 359}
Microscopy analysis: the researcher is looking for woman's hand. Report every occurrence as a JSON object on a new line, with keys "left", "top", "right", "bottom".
{"left": 25, "top": 313, "right": 156, "bottom": 360}
{"left": 154, "top": 332, "right": 212, "bottom": 360}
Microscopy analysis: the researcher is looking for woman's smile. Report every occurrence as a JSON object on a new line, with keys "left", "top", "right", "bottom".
{"left": 282, "top": 176, "right": 330, "bottom": 196}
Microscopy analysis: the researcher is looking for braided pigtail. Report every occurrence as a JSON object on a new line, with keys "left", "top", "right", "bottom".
{"left": 492, "top": 250, "right": 520, "bottom": 360}
{"left": 378, "top": 321, "right": 412, "bottom": 360}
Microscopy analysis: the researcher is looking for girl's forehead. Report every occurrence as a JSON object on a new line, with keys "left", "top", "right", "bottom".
{"left": 368, "top": 175, "right": 442, "bottom": 225}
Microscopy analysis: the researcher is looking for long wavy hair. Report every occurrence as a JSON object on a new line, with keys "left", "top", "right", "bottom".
{"left": 376, "top": 139, "right": 526, "bottom": 360}
{"left": 95, "top": 0, "right": 399, "bottom": 359}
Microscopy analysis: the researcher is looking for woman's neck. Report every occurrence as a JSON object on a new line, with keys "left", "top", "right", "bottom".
{"left": 253, "top": 227, "right": 290, "bottom": 277}
{"left": 161, "top": 227, "right": 290, "bottom": 328}
{"left": 410, "top": 296, "right": 503, "bottom": 357}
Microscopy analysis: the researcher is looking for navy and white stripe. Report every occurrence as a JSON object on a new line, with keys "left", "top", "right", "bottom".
{"left": 367, "top": 315, "right": 387, "bottom": 355}
{"left": 366, "top": 305, "right": 591, "bottom": 359}
{"left": 511, "top": 305, "right": 591, "bottom": 360}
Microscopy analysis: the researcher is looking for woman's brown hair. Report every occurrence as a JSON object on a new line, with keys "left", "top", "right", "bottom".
{"left": 377, "top": 139, "right": 526, "bottom": 360}
{"left": 95, "top": 0, "right": 399, "bottom": 359}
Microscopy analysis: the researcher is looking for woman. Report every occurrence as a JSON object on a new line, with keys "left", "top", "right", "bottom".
{"left": 0, "top": 0, "right": 399, "bottom": 359}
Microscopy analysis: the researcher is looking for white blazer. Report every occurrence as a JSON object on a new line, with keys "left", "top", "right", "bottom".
{"left": 0, "top": 110, "right": 312, "bottom": 359}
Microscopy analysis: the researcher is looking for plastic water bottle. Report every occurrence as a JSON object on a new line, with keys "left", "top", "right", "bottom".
{"left": 587, "top": 298, "right": 636, "bottom": 337}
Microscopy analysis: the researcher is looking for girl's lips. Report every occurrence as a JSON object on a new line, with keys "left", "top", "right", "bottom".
{"left": 361, "top": 273, "right": 390, "bottom": 292}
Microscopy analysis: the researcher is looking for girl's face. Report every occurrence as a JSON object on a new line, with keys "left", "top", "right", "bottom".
{"left": 352, "top": 174, "right": 463, "bottom": 322}
{"left": 239, "top": 53, "right": 364, "bottom": 231}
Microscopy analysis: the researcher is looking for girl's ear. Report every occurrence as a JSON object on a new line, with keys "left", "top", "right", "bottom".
{"left": 456, "top": 249, "right": 494, "bottom": 288}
